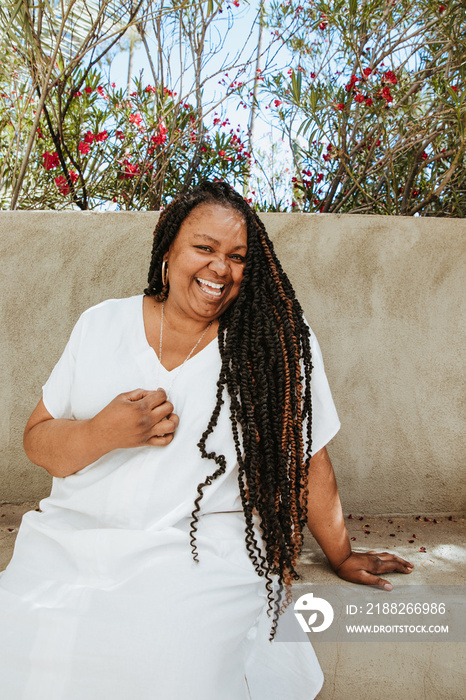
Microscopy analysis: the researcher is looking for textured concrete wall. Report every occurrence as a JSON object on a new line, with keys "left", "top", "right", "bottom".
{"left": 0, "top": 211, "right": 464, "bottom": 513}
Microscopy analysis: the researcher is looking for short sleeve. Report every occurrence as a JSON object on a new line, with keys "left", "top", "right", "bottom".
{"left": 42, "top": 313, "right": 85, "bottom": 420}
{"left": 305, "top": 322, "right": 341, "bottom": 456}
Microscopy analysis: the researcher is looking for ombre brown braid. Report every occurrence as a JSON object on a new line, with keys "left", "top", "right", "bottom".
{"left": 144, "top": 180, "right": 314, "bottom": 638}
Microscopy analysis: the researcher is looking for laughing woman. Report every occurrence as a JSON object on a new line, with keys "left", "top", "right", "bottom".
{"left": 0, "top": 181, "right": 413, "bottom": 700}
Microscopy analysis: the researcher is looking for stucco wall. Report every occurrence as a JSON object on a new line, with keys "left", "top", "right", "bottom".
{"left": 0, "top": 211, "right": 464, "bottom": 513}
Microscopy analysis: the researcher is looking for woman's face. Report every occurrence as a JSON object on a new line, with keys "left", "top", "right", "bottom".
{"left": 164, "top": 202, "right": 248, "bottom": 323}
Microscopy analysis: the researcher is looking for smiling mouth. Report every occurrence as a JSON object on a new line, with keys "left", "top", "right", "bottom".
{"left": 195, "top": 277, "right": 226, "bottom": 298}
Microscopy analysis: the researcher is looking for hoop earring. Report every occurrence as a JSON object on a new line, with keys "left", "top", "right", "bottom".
{"left": 161, "top": 260, "right": 168, "bottom": 287}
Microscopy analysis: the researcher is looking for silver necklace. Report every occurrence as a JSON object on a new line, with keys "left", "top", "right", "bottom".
{"left": 158, "top": 301, "right": 213, "bottom": 394}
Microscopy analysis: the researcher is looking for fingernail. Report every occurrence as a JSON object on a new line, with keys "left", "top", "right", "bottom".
{"left": 383, "top": 583, "right": 392, "bottom": 591}
{"left": 407, "top": 567, "right": 413, "bottom": 572}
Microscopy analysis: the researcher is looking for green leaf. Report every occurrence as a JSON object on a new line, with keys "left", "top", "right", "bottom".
{"left": 291, "top": 69, "right": 302, "bottom": 103}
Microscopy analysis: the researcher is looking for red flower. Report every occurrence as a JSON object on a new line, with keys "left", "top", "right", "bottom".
{"left": 218, "top": 150, "right": 226, "bottom": 157}
{"left": 336, "top": 102, "right": 345, "bottom": 111}
{"left": 421, "top": 151, "right": 428, "bottom": 160}
{"left": 354, "top": 93, "right": 364, "bottom": 103}
{"left": 95, "top": 130, "right": 108, "bottom": 142}
{"left": 78, "top": 141, "right": 90, "bottom": 155}
{"left": 54, "top": 171, "right": 78, "bottom": 196}
{"left": 345, "top": 74, "right": 359, "bottom": 92}
{"left": 111, "top": 82, "right": 116, "bottom": 88}
{"left": 316, "top": 173, "right": 323, "bottom": 183}
{"left": 116, "top": 130, "right": 125, "bottom": 139}
{"left": 84, "top": 86, "right": 93, "bottom": 94}
{"left": 42, "top": 151, "right": 59, "bottom": 170}
{"left": 145, "top": 85, "right": 156, "bottom": 93}
{"left": 74, "top": 90, "right": 82, "bottom": 98}
{"left": 151, "top": 122, "right": 167, "bottom": 146}
{"left": 451, "top": 85, "right": 458, "bottom": 93}
{"left": 129, "top": 112, "right": 143, "bottom": 126}
{"left": 118, "top": 159, "right": 139, "bottom": 179}
{"left": 274, "top": 99, "right": 282, "bottom": 107}
{"left": 233, "top": 0, "right": 240, "bottom": 6}
{"left": 97, "top": 86, "right": 105, "bottom": 97}
{"left": 36, "top": 127, "right": 44, "bottom": 139}
{"left": 379, "top": 86, "right": 393, "bottom": 103}
{"left": 318, "top": 21, "right": 327, "bottom": 30}
{"left": 365, "top": 96, "right": 373, "bottom": 107}
{"left": 383, "top": 70, "right": 397, "bottom": 85}
{"left": 84, "top": 130, "right": 95, "bottom": 144}
{"left": 362, "top": 68, "right": 372, "bottom": 78}
{"left": 310, "top": 72, "right": 316, "bottom": 79}
{"left": 439, "top": 5, "right": 445, "bottom": 12}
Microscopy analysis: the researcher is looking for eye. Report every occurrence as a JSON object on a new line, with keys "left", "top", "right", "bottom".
{"left": 195, "top": 245, "right": 213, "bottom": 252}
{"left": 230, "top": 254, "right": 246, "bottom": 262}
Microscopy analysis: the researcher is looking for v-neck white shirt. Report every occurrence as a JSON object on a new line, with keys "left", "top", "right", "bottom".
{"left": 40, "top": 295, "right": 340, "bottom": 532}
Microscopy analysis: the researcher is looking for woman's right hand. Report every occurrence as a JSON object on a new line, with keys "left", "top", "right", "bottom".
{"left": 92, "top": 388, "right": 179, "bottom": 451}
{"left": 24, "top": 389, "right": 179, "bottom": 478}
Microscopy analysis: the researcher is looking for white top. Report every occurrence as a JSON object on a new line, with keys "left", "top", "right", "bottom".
{"left": 41, "top": 295, "right": 340, "bottom": 532}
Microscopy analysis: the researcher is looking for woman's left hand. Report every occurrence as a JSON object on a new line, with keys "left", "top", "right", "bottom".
{"left": 334, "top": 550, "right": 414, "bottom": 590}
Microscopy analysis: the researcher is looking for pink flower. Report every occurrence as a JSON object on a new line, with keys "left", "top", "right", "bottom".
{"left": 78, "top": 141, "right": 90, "bottom": 154}
{"left": 84, "top": 131, "right": 95, "bottom": 144}
{"left": 42, "top": 151, "right": 59, "bottom": 170}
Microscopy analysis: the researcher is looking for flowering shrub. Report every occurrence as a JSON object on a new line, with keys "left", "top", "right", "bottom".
{"left": 264, "top": 0, "right": 466, "bottom": 216}
{"left": 0, "top": 64, "right": 250, "bottom": 209}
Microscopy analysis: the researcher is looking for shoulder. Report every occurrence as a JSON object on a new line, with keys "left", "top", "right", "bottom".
{"left": 73, "top": 295, "right": 143, "bottom": 342}
{"left": 78, "top": 295, "right": 142, "bottom": 326}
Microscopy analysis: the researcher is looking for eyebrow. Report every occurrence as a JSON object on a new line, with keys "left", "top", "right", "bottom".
{"left": 192, "top": 233, "right": 247, "bottom": 251}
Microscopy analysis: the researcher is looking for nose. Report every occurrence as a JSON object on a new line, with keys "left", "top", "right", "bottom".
{"left": 208, "top": 253, "right": 230, "bottom": 277}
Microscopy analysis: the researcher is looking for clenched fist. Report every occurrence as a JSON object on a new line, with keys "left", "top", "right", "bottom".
{"left": 92, "top": 388, "right": 180, "bottom": 452}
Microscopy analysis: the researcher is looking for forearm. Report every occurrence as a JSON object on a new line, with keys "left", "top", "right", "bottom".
{"left": 23, "top": 417, "right": 110, "bottom": 478}
{"left": 306, "top": 447, "right": 352, "bottom": 570}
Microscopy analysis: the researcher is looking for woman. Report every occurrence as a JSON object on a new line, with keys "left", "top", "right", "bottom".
{"left": 0, "top": 181, "right": 413, "bottom": 699}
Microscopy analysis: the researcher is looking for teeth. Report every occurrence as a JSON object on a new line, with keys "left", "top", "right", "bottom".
{"left": 196, "top": 278, "right": 224, "bottom": 290}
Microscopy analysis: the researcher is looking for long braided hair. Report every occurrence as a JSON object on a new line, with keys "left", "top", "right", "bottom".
{"left": 145, "top": 181, "right": 313, "bottom": 636}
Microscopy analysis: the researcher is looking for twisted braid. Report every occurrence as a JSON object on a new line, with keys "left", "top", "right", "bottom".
{"left": 144, "top": 180, "right": 314, "bottom": 638}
